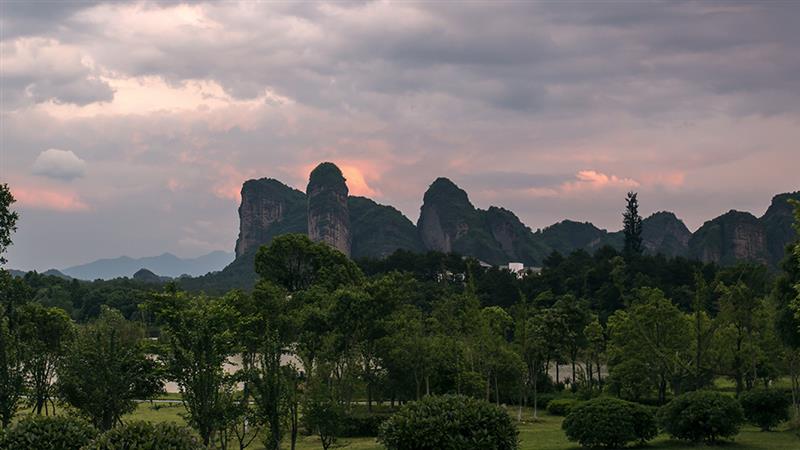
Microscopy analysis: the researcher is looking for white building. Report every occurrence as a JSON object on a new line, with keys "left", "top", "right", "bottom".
{"left": 507, "top": 262, "right": 524, "bottom": 277}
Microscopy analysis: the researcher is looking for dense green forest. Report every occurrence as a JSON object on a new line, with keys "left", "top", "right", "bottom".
{"left": 2, "top": 183, "right": 800, "bottom": 449}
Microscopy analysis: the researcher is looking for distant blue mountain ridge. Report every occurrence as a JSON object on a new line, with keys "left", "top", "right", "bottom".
{"left": 58, "top": 251, "right": 235, "bottom": 280}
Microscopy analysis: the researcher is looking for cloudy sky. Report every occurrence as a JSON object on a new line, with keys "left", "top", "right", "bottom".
{"left": 2, "top": 1, "right": 799, "bottom": 271}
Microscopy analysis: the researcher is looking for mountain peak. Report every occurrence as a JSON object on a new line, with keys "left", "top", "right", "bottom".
{"left": 133, "top": 268, "right": 166, "bottom": 283}
{"left": 309, "top": 162, "right": 346, "bottom": 187}
{"left": 423, "top": 177, "right": 472, "bottom": 208}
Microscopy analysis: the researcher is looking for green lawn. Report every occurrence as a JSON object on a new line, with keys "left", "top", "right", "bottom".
{"left": 125, "top": 403, "right": 800, "bottom": 450}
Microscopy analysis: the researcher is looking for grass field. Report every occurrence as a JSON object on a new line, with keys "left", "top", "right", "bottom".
{"left": 126, "top": 402, "right": 800, "bottom": 450}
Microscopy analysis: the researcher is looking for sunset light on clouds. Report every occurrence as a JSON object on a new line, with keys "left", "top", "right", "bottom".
{"left": 12, "top": 187, "right": 90, "bottom": 212}
{"left": 2, "top": 1, "right": 799, "bottom": 270}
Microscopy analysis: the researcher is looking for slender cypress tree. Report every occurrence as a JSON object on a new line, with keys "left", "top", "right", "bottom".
{"left": 623, "top": 191, "right": 643, "bottom": 256}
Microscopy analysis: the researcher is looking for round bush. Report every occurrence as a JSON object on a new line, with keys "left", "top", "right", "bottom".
{"left": 740, "top": 390, "right": 791, "bottom": 431}
{"left": 0, "top": 415, "right": 97, "bottom": 450}
{"left": 84, "top": 421, "right": 203, "bottom": 450}
{"left": 562, "top": 397, "right": 657, "bottom": 448}
{"left": 547, "top": 398, "right": 581, "bottom": 416}
{"left": 659, "top": 390, "right": 744, "bottom": 444}
{"left": 378, "top": 395, "right": 518, "bottom": 450}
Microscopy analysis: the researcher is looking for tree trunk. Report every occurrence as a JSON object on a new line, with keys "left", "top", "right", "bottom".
{"left": 556, "top": 364, "right": 560, "bottom": 387}
{"left": 414, "top": 372, "right": 421, "bottom": 400}
{"left": 572, "top": 359, "right": 577, "bottom": 388}
{"left": 734, "top": 334, "right": 744, "bottom": 397}
{"left": 596, "top": 358, "right": 603, "bottom": 385}
{"left": 587, "top": 361, "right": 593, "bottom": 391}
{"left": 290, "top": 397, "right": 298, "bottom": 450}
{"left": 532, "top": 369, "right": 539, "bottom": 419}
{"left": 494, "top": 374, "right": 500, "bottom": 406}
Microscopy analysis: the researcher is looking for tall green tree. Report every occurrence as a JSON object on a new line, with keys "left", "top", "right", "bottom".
{"left": 476, "top": 306, "right": 523, "bottom": 406}
{"left": 0, "top": 270, "right": 28, "bottom": 428}
{"left": 0, "top": 183, "right": 19, "bottom": 266}
{"left": 249, "top": 281, "right": 295, "bottom": 450}
{"left": 687, "top": 272, "right": 717, "bottom": 390}
{"left": 512, "top": 296, "right": 549, "bottom": 418}
{"left": 382, "top": 305, "right": 436, "bottom": 400}
{"left": 250, "top": 233, "right": 365, "bottom": 450}
{"left": 57, "top": 307, "right": 162, "bottom": 430}
{"left": 553, "top": 295, "right": 591, "bottom": 387}
{"left": 623, "top": 191, "right": 643, "bottom": 256}
{"left": 583, "top": 315, "right": 606, "bottom": 391}
{"left": 255, "top": 234, "right": 363, "bottom": 293}
{"left": 18, "top": 303, "right": 74, "bottom": 415}
{"left": 607, "top": 288, "right": 691, "bottom": 403}
{"left": 774, "top": 199, "right": 800, "bottom": 416}
{"left": 218, "top": 290, "right": 265, "bottom": 450}
{"left": 329, "top": 286, "right": 374, "bottom": 409}
{"left": 146, "top": 291, "right": 239, "bottom": 447}
{"left": 0, "top": 184, "right": 23, "bottom": 428}
{"left": 357, "top": 273, "right": 409, "bottom": 410}
{"left": 717, "top": 281, "right": 763, "bottom": 396}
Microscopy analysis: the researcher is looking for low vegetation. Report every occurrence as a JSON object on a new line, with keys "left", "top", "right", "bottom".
{"left": 658, "top": 390, "right": 745, "bottom": 444}
{"left": 562, "top": 397, "right": 656, "bottom": 448}
{"left": 740, "top": 389, "right": 792, "bottom": 431}
{"left": 378, "top": 395, "right": 518, "bottom": 450}
{"left": 0, "top": 415, "right": 96, "bottom": 450}
{"left": 84, "top": 421, "right": 203, "bottom": 450}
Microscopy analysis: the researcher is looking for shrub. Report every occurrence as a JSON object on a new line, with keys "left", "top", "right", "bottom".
{"left": 547, "top": 398, "right": 581, "bottom": 416}
{"left": 534, "top": 393, "right": 558, "bottom": 410}
{"left": 630, "top": 404, "right": 659, "bottom": 444}
{"left": 378, "top": 394, "right": 518, "bottom": 450}
{"left": 0, "top": 415, "right": 97, "bottom": 450}
{"left": 84, "top": 421, "right": 203, "bottom": 449}
{"left": 562, "top": 397, "right": 657, "bottom": 448}
{"left": 659, "top": 390, "right": 744, "bottom": 444}
{"left": 340, "top": 412, "right": 391, "bottom": 437}
{"left": 740, "top": 390, "right": 791, "bottom": 431}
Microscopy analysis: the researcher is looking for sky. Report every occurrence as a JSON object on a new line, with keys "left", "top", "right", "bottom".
{"left": 2, "top": 1, "right": 799, "bottom": 271}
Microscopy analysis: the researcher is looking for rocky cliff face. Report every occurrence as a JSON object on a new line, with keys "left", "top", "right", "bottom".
{"left": 307, "top": 162, "right": 352, "bottom": 256}
{"left": 417, "top": 178, "right": 468, "bottom": 253}
{"left": 417, "top": 178, "right": 507, "bottom": 264}
{"left": 484, "top": 207, "right": 549, "bottom": 265}
{"left": 640, "top": 211, "right": 691, "bottom": 257}
{"left": 539, "top": 220, "right": 610, "bottom": 256}
{"left": 761, "top": 192, "right": 800, "bottom": 265}
{"left": 349, "top": 196, "right": 424, "bottom": 259}
{"left": 234, "top": 178, "right": 307, "bottom": 258}
{"left": 689, "top": 210, "right": 770, "bottom": 265}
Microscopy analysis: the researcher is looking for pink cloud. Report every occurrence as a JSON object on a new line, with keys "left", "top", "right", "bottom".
{"left": 339, "top": 164, "right": 379, "bottom": 197}
{"left": 166, "top": 178, "right": 182, "bottom": 192}
{"left": 561, "top": 170, "right": 640, "bottom": 193}
{"left": 212, "top": 164, "right": 250, "bottom": 201}
{"left": 13, "top": 187, "right": 89, "bottom": 211}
